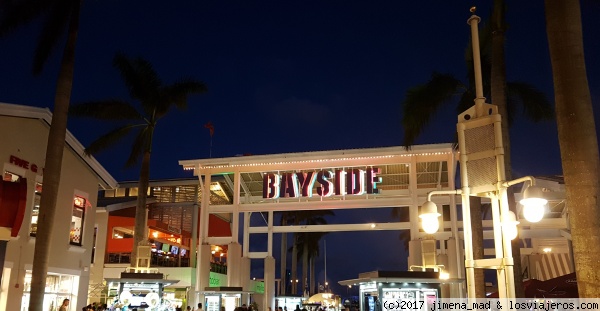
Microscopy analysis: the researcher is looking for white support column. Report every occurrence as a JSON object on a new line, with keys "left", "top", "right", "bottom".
{"left": 240, "top": 256, "right": 251, "bottom": 291}
{"left": 448, "top": 152, "right": 463, "bottom": 280}
{"left": 407, "top": 240, "right": 422, "bottom": 269}
{"left": 233, "top": 171, "right": 241, "bottom": 243}
{"left": 408, "top": 156, "right": 420, "bottom": 243}
{"left": 195, "top": 173, "right": 212, "bottom": 306}
{"left": 227, "top": 242, "right": 242, "bottom": 286}
{"left": 264, "top": 256, "right": 276, "bottom": 311}
{"left": 499, "top": 187, "right": 516, "bottom": 298}
{"left": 460, "top": 190, "right": 475, "bottom": 299}
{"left": 446, "top": 237, "right": 463, "bottom": 298}
{"left": 196, "top": 244, "right": 211, "bottom": 305}
{"left": 267, "top": 211, "right": 274, "bottom": 256}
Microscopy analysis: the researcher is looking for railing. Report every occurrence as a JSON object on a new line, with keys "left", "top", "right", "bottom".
{"left": 106, "top": 252, "right": 190, "bottom": 267}
{"left": 106, "top": 253, "right": 228, "bottom": 273}
{"left": 210, "top": 262, "right": 227, "bottom": 274}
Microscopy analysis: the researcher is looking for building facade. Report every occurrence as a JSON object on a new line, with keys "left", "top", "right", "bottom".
{"left": 0, "top": 103, "right": 117, "bottom": 311}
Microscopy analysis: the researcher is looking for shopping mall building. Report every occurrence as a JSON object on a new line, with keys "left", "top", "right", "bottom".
{"left": 0, "top": 103, "right": 117, "bottom": 311}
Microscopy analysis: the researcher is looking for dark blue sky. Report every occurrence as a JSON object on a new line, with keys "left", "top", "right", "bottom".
{"left": 1, "top": 0, "right": 599, "bottom": 296}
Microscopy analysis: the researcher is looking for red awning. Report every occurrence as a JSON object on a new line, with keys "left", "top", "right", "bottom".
{"left": 0, "top": 179, "right": 27, "bottom": 237}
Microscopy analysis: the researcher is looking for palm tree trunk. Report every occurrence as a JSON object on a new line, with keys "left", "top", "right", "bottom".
{"left": 131, "top": 150, "right": 151, "bottom": 266}
{"left": 302, "top": 243, "right": 308, "bottom": 296}
{"left": 469, "top": 197, "right": 486, "bottom": 298}
{"left": 291, "top": 233, "right": 298, "bottom": 295}
{"left": 29, "top": 1, "right": 81, "bottom": 310}
{"left": 545, "top": 0, "right": 600, "bottom": 297}
{"left": 491, "top": 0, "right": 525, "bottom": 297}
{"left": 280, "top": 218, "right": 288, "bottom": 295}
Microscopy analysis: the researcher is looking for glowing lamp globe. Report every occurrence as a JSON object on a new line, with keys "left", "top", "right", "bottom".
{"left": 420, "top": 201, "right": 441, "bottom": 234}
{"left": 501, "top": 211, "right": 520, "bottom": 240}
{"left": 520, "top": 186, "right": 547, "bottom": 223}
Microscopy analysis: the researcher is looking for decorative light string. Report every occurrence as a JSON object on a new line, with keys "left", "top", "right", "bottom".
{"left": 182, "top": 151, "right": 452, "bottom": 170}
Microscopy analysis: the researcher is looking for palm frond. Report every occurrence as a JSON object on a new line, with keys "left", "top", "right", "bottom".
{"left": 398, "top": 230, "right": 410, "bottom": 251}
{"left": 85, "top": 124, "right": 141, "bottom": 156}
{"left": 506, "top": 82, "right": 554, "bottom": 126}
{"left": 390, "top": 206, "right": 410, "bottom": 221}
{"left": 163, "top": 78, "right": 208, "bottom": 111}
{"left": 125, "top": 127, "right": 151, "bottom": 167}
{"left": 70, "top": 100, "right": 145, "bottom": 120}
{"left": 402, "top": 72, "right": 464, "bottom": 148}
{"left": 32, "top": 1, "right": 72, "bottom": 75}
{"left": 0, "top": 0, "right": 53, "bottom": 37}
{"left": 112, "top": 52, "right": 161, "bottom": 106}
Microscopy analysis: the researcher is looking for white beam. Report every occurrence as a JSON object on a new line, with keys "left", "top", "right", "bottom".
{"left": 248, "top": 222, "right": 411, "bottom": 234}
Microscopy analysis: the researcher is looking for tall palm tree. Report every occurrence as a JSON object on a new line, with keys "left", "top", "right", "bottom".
{"left": 400, "top": 9, "right": 553, "bottom": 298}
{"left": 70, "top": 52, "right": 207, "bottom": 265}
{"left": 287, "top": 210, "right": 333, "bottom": 295}
{"left": 545, "top": 0, "right": 600, "bottom": 297}
{"left": 489, "top": 0, "right": 527, "bottom": 297}
{"left": 296, "top": 231, "right": 328, "bottom": 295}
{"left": 279, "top": 211, "right": 294, "bottom": 295}
{"left": 0, "top": 1, "right": 83, "bottom": 310}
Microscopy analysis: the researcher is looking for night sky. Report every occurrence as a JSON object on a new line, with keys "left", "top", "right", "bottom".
{"left": 1, "top": 0, "right": 599, "bottom": 297}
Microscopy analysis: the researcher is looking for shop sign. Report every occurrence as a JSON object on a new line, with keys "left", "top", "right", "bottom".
{"left": 209, "top": 271, "right": 226, "bottom": 286}
{"left": 9, "top": 155, "right": 41, "bottom": 173}
{"left": 263, "top": 167, "right": 381, "bottom": 199}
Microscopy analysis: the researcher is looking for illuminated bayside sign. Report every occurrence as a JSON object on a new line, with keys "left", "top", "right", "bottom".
{"left": 262, "top": 168, "right": 381, "bottom": 199}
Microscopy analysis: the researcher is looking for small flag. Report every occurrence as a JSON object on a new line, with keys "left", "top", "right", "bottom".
{"left": 204, "top": 121, "right": 214, "bottom": 137}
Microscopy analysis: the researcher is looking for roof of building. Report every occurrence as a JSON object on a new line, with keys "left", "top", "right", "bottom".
{"left": 0, "top": 102, "right": 118, "bottom": 189}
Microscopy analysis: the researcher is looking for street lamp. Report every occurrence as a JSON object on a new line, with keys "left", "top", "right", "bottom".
{"left": 501, "top": 211, "right": 519, "bottom": 241}
{"left": 419, "top": 201, "right": 441, "bottom": 234}
{"left": 418, "top": 9, "right": 550, "bottom": 299}
{"left": 520, "top": 185, "right": 548, "bottom": 222}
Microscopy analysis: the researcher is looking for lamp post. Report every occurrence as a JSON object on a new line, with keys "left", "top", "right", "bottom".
{"left": 419, "top": 10, "right": 548, "bottom": 299}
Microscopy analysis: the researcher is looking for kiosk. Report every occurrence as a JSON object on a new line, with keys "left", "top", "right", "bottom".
{"left": 339, "top": 271, "right": 453, "bottom": 311}
{"left": 203, "top": 287, "right": 255, "bottom": 311}
{"left": 106, "top": 272, "right": 179, "bottom": 310}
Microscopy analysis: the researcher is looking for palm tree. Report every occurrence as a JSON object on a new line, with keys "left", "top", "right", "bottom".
{"left": 70, "top": 52, "right": 207, "bottom": 265}
{"left": 296, "top": 231, "right": 328, "bottom": 295}
{"left": 400, "top": 8, "right": 553, "bottom": 298}
{"left": 545, "top": 0, "right": 600, "bottom": 297}
{"left": 489, "top": 0, "right": 528, "bottom": 297}
{"left": 279, "top": 211, "right": 293, "bottom": 295}
{"left": 0, "top": 1, "right": 83, "bottom": 310}
{"left": 286, "top": 210, "right": 333, "bottom": 296}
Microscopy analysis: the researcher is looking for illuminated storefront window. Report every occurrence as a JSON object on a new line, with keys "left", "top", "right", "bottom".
{"left": 30, "top": 182, "right": 42, "bottom": 236}
{"left": 20, "top": 271, "right": 78, "bottom": 311}
{"left": 3, "top": 171, "right": 20, "bottom": 182}
{"left": 70, "top": 196, "right": 86, "bottom": 246}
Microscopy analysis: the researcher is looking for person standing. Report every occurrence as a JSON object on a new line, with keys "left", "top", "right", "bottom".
{"left": 59, "top": 299, "right": 70, "bottom": 311}
{"left": 196, "top": 303, "right": 203, "bottom": 311}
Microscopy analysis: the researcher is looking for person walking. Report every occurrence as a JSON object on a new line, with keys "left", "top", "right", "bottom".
{"left": 59, "top": 299, "right": 70, "bottom": 311}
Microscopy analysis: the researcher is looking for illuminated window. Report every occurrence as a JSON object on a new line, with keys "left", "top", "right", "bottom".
{"left": 104, "top": 189, "right": 116, "bottom": 197}
{"left": 112, "top": 228, "right": 133, "bottom": 239}
{"left": 129, "top": 187, "right": 138, "bottom": 196}
{"left": 115, "top": 188, "right": 126, "bottom": 197}
{"left": 3, "top": 171, "right": 20, "bottom": 182}
{"left": 70, "top": 196, "right": 86, "bottom": 246}
{"left": 30, "top": 182, "right": 42, "bottom": 236}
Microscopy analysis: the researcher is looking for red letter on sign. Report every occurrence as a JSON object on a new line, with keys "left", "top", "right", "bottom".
{"left": 263, "top": 173, "right": 280, "bottom": 199}
{"left": 296, "top": 172, "right": 316, "bottom": 197}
